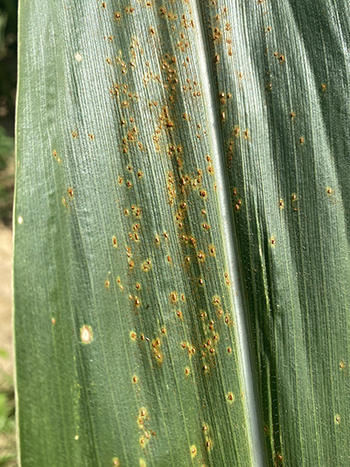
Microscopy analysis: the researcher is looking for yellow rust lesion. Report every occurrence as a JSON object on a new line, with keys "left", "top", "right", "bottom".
{"left": 199, "top": 189, "right": 208, "bottom": 200}
{"left": 175, "top": 310, "right": 183, "bottom": 320}
{"left": 274, "top": 51, "right": 285, "bottom": 64}
{"left": 190, "top": 445, "right": 197, "bottom": 458}
{"left": 208, "top": 244, "right": 216, "bottom": 257}
{"left": 139, "top": 417, "right": 155, "bottom": 450}
{"left": 130, "top": 331, "right": 137, "bottom": 341}
{"left": 170, "top": 291, "right": 178, "bottom": 303}
{"left": 139, "top": 435, "right": 148, "bottom": 448}
{"left": 275, "top": 453, "right": 284, "bottom": 466}
{"left": 205, "top": 437, "right": 213, "bottom": 452}
{"left": 116, "top": 276, "right": 123, "bottom": 291}
{"left": 52, "top": 149, "right": 61, "bottom": 163}
{"left": 112, "top": 236, "right": 118, "bottom": 248}
{"left": 197, "top": 251, "right": 206, "bottom": 262}
{"left": 224, "top": 272, "right": 230, "bottom": 286}
{"left": 151, "top": 337, "right": 163, "bottom": 364}
{"left": 181, "top": 341, "right": 196, "bottom": 356}
{"left": 141, "top": 259, "right": 152, "bottom": 272}
{"left": 166, "top": 171, "right": 177, "bottom": 205}
{"left": 212, "top": 295, "right": 221, "bottom": 306}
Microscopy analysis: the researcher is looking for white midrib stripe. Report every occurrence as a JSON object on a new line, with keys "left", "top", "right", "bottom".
{"left": 189, "top": 1, "right": 266, "bottom": 465}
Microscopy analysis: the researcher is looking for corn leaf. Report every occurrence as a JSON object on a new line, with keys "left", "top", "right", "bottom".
{"left": 14, "top": 0, "right": 350, "bottom": 466}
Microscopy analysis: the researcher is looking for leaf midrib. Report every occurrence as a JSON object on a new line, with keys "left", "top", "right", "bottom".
{"left": 188, "top": 1, "right": 266, "bottom": 465}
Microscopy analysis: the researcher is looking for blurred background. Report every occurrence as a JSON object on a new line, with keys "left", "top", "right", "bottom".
{"left": 0, "top": 0, "right": 17, "bottom": 464}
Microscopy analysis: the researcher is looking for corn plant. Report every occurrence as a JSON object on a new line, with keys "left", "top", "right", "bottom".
{"left": 14, "top": 0, "right": 350, "bottom": 465}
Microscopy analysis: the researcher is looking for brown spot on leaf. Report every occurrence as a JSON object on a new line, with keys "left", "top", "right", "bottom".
{"left": 81, "top": 325, "right": 93, "bottom": 344}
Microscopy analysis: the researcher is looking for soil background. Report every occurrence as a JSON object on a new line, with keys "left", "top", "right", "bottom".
{"left": 0, "top": 223, "right": 15, "bottom": 464}
{"left": 0, "top": 224, "right": 13, "bottom": 376}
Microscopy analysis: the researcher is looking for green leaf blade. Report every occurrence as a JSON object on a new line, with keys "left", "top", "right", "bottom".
{"left": 14, "top": 0, "right": 350, "bottom": 465}
{"left": 196, "top": 0, "right": 350, "bottom": 464}
{"left": 15, "top": 0, "right": 257, "bottom": 465}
